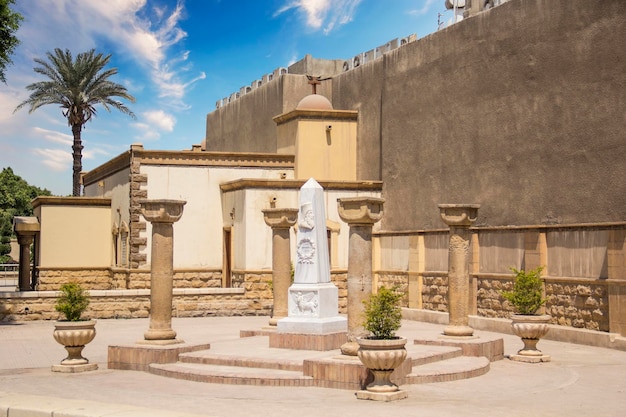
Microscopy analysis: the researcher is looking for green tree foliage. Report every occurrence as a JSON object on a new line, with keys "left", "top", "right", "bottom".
{"left": 0, "top": 167, "right": 51, "bottom": 263}
{"left": 15, "top": 48, "right": 136, "bottom": 196}
{"left": 55, "top": 282, "right": 90, "bottom": 321}
{"left": 502, "top": 266, "right": 546, "bottom": 315}
{"left": 363, "top": 286, "right": 403, "bottom": 339}
{"left": 0, "top": 0, "right": 23, "bottom": 83}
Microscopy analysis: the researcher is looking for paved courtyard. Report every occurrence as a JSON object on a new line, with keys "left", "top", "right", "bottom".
{"left": 1, "top": 316, "right": 625, "bottom": 416}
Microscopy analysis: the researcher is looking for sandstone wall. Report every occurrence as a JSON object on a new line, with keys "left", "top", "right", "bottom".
{"left": 2, "top": 270, "right": 350, "bottom": 321}
{"left": 37, "top": 269, "right": 222, "bottom": 291}
{"left": 476, "top": 276, "right": 610, "bottom": 332}
{"left": 377, "top": 272, "right": 410, "bottom": 308}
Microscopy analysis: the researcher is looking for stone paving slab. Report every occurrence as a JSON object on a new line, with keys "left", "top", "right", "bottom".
{"left": 0, "top": 316, "right": 625, "bottom": 417}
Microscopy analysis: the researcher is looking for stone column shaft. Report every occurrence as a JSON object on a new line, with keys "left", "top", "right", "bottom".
{"left": 338, "top": 197, "right": 384, "bottom": 355}
{"left": 271, "top": 227, "right": 291, "bottom": 324}
{"left": 139, "top": 199, "right": 186, "bottom": 344}
{"left": 17, "top": 234, "right": 34, "bottom": 291}
{"left": 439, "top": 204, "right": 479, "bottom": 337}
{"left": 13, "top": 217, "right": 40, "bottom": 292}
{"left": 146, "top": 222, "right": 176, "bottom": 339}
{"left": 346, "top": 225, "right": 374, "bottom": 340}
{"left": 263, "top": 208, "right": 298, "bottom": 326}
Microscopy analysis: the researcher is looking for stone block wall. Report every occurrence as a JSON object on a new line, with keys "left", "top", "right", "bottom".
{"left": 476, "top": 276, "right": 610, "bottom": 332}
{"left": 421, "top": 274, "right": 449, "bottom": 312}
{"left": 38, "top": 269, "right": 113, "bottom": 291}
{"left": 37, "top": 269, "right": 223, "bottom": 291}
{"left": 331, "top": 271, "right": 347, "bottom": 314}
{"left": 476, "top": 276, "right": 513, "bottom": 319}
{"left": 377, "top": 272, "right": 409, "bottom": 308}
{"left": 545, "top": 280, "right": 609, "bottom": 332}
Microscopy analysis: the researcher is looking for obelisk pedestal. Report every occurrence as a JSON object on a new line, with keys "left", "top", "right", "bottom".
{"left": 139, "top": 199, "right": 186, "bottom": 344}
{"left": 337, "top": 197, "right": 384, "bottom": 356}
{"left": 271, "top": 179, "right": 347, "bottom": 350}
{"left": 438, "top": 204, "right": 480, "bottom": 337}
{"left": 263, "top": 208, "right": 298, "bottom": 326}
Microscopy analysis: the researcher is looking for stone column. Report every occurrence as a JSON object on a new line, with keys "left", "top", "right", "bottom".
{"left": 139, "top": 199, "right": 186, "bottom": 343}
{"left": 438, "top": 204, "right": 480, "bottom": 337}
{"left": 13, "top": 217, "right": 40, "bottom": 291}
{"left": 263, "top": 208, "right": 298, "bottom": 326}
{"left": 338, "top": 197, "right": 384, "bottom": 355}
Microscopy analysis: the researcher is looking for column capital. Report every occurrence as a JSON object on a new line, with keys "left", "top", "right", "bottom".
{"left": 13, "top": 216, "right": 40, "bottom": 235}
{"left": 139, "top": 199, "right": 186, "bottom": 224}
{"left": 337, "top": 197, "right": 384, "bottom": 225}
{"left": 438, "top": 204, "right": 480, "bottom": 227}
{"left": 262, "top": 208, "right": 298, "bottom": 229}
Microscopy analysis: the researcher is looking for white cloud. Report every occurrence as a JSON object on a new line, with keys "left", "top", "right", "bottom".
{"left": 275, "top": 0, "right": 361, "bottom": 34}
{"left": 32, "top": 127, "right": 73, "bottom": 146}
{"left": 12, "top": 0, "right": 203, "bottom": 110}
{"left": 32, "top": 148, "right": 72, "bottom": 172}
{"left": 143, "top": 110, "right": 176, "bottom": 132}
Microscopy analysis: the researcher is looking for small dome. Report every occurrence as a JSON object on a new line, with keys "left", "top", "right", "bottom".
{"left": 296, "top": 94, "right": 333, "bottom": 110}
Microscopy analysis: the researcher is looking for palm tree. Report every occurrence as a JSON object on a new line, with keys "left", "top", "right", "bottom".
{"left": 15, "top": 48, "right": 136, "bottom": 196}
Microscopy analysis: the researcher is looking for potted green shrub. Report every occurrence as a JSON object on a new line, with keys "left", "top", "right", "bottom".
{"left": 356, "top": 286, "right": 407, "bottom": 394}
{"left": 502, "top": 267, "right": 551, "bottom": 361}
{"left": 52, "top": 282, "right": 98, "bottom": 371}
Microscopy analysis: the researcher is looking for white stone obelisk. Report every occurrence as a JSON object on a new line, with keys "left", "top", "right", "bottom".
{"left": 277, "top": 178, "right": 346, "bottom": 334}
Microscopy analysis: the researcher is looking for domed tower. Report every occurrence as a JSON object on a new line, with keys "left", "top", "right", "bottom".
{"left": 273, "top": 92, "right": 358, "bottom": 181}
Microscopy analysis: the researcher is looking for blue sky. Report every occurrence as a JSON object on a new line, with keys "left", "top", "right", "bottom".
{"left": 0, "top": 0, "right": 452, "bottom": 196}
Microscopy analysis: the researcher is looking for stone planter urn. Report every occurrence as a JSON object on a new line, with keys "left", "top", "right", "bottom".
{"left": 356, "top": 337, "right": 407, "bottom": 393}
{"left": 53, "top": 320, "right": 97, "bottom": 370}
{"left": 510, "top": 314, "right": 551, "bottom": 359}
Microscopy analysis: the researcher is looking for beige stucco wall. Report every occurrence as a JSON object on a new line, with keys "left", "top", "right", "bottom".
{"left": 141, "top": 165, "right": 295, "bottom": 269}
{"left": 294, "top": 119, "right": 357, "bottom": 181}
{"left": 222, "top": 184, "right": 382, "bottom": 271}
{"left": 34, "top": 200, "right": 112, "bottom": 268}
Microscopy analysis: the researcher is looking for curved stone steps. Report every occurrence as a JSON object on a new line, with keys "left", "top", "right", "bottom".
{"left": 179, "top": 350, "right": 304, "bottom": 372}
{"left": 404, "top": 356, "right": 491, "bottom": 384}
{"left": 149, "top": 362, "right": 315, "bottom": 387}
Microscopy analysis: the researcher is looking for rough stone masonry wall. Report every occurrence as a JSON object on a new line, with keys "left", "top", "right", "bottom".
{"left": 38, "top": 269, "right": 223, "bottom": 291}
{"left": 476, "top": 276, "right": 609, "bottom": 332}
{"left": 0, "top": 288, "right": 255, "bottom": 322}
{"left": 421, "top": 274, "right": 449, "bottom": 312}
{"left": 377, "top": 272, "right": 409, "bottom": 308}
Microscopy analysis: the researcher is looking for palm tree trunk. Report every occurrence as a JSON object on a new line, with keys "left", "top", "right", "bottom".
{"left": 71, "top": 123, "right": 83, "bottom": 196}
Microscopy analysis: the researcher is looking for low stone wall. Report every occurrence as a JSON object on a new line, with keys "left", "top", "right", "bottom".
{"left": 476, "top": 275, "right": 610, "bottom": 332}
{"left": 544, "top": 279, "right": 609, "bottom": 332}
{"left": 37, "top": 268, "right": 223, "bottom": 291}
{"left": 376, "top": 272, "right": 409, "bottom": 308}
{"left": 421, "top": 273, "right": 449, "bottom": 313}
{"left": 331, "top": 271, "right": 347, "bottom": 314}
{"left": 0, "top": 288, "right": 252, "bottom": 321}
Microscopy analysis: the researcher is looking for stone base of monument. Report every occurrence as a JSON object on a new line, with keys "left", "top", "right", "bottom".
{"left": 108, "top": 342, "right": 211, "bottom": 371}
{"left": 269, "top": 330, "right": 347, "bottom": 351}
{"left": 356, "top": 390, "right": 409, "bottom": 402}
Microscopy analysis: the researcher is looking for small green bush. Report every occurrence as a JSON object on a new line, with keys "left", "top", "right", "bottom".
{"left": 55, "top": 282, "right": 90, "bottom": 321}
{"left": 363, "top": 286, "right": 403, "bottom": 339}
{"left": 502, "top": 266, "right": 545, "bottom": 315}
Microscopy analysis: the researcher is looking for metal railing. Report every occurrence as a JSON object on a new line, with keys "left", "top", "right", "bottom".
{"left": 0, "top": 263, "right": 19, "bottom": 290}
